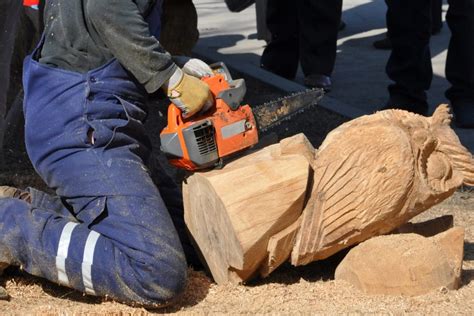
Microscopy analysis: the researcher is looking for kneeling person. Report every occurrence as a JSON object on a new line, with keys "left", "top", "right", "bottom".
{"left": 0, "top": 0, "right": 212, "bottom": 307}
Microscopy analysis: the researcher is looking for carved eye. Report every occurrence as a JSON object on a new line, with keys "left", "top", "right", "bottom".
{"left": 426, "top": 151, "right": 453, "bottom": 192}
{"left": 416, "top": 133, "right": 463, "bottom": 193}
{"left": 425, "top": 148, "right": 465, "bottom": 193}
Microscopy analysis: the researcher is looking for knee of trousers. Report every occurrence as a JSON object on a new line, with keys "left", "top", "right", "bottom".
{"left": 52, "top": 220, "right": 189, "bottom": 307}
{"left": 98, "top": 196, "right": 188, "bottom": 304}
{"left": 127, "top": 246, "right": 188, "bottom": 306}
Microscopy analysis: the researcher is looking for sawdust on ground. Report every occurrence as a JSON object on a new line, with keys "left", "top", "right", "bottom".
{"left": 0, "top": 189, "right": 473, "bottom": 315}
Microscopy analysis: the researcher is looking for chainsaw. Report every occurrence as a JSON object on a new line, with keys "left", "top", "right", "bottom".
{"left": 160, "top": 62, "right": 324, "bottom": 171}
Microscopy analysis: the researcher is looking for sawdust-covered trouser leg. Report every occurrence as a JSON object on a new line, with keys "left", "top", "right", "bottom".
{"left": 0, "top": 100, "right": 188, "bottom": 306}
{"left": 0, "top": 189, "right": 187, "bottom": 307}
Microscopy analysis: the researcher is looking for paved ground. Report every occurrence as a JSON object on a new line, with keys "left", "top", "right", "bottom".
{"left": 193, "top": 0, "right": 474, "bottom": 152}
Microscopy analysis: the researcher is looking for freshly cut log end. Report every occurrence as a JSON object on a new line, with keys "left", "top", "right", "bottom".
{"left": 183, "top": 175, "right": 244, "bottom": 284}
{"left": 184, "top": 144, "right": 310, "bottom": 284}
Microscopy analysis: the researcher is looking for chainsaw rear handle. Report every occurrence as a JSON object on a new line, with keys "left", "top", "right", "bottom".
{"left": 217, "top": 79, "right": 246, "bottom": 110}
{"left": 209, "top": 62, "right": 233, "bottom": 80}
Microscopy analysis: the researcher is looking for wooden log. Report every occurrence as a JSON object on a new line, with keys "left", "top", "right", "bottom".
{"left": 280, "top": 132, "right": 316, "bottom": 168}
{"left": 260, "top": 217, "right": 301, "bottom": 277}
{"left": 257, "top": 134, "right": 316, "bottom": 277}
{"left": 184, "top": 136, "right": 312, "bottom": 284}
{"left": 291, "top": 105, "right": 474, "bottom": 266}
{"left": 335, "top": 227, "right": 465, "bottom": 296}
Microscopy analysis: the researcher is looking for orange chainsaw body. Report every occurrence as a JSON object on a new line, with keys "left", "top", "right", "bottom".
{"left": 160, "top": 72, "right": 259, "bottom": 171}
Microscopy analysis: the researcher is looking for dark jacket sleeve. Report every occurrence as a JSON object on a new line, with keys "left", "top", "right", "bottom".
{"left": 85, "top": 0, "right": 177, "bottom": 93}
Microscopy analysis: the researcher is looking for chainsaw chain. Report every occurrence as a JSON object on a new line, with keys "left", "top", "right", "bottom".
{"left": 252, "top": 88, "right": 325, "bottom": 133}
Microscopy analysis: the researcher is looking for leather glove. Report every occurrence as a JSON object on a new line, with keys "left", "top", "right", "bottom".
{"left": 173, "top": 56, "right": 213, "bottom": 78}
{"left": 163, "top": 68, "right": 213, "bottom": 118}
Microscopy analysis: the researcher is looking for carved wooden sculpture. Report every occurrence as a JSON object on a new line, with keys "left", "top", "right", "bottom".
{"left": 292, "top": 105, "right": 474, "bottom": 265}
{"left": 184, "top": 105, "right": 474, "bottom": 284}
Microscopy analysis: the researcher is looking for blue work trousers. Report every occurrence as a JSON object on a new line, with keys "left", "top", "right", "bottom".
{"left": 0, "top": 7, "right": 188, "bottom": 304}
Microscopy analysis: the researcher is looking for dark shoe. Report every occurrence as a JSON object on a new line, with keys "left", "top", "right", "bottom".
{"left": 304, "top": 74, "right": 332, "bottom": 91}
{"left": 0, "top": 186, "right": 31, "bottom": 203}
{"left": 452, "top": 101, "right": 474, "bottom": 128}
{"left": 381, "top": 98, "right": 429, "bottom": 116}
{"left": 373, "top": 37, "right": 392, "bottom": 50}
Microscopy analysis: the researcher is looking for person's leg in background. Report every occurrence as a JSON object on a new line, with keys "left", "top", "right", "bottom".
{"left": 374, "top": 0, "right": 443, "bottom": 50}
{"left": 384, "top": 0, "right": 433, "bottom": 115}
{"left": 297, "top": 0, "right": 343, "bottom": 91}
{"left": 445, "top": 0, "right": 474, "bottom": 128}
{"left": 260, "top": 0, "right": 299, "bottom": 79}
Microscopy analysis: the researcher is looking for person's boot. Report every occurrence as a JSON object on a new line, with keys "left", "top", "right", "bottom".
{"left": 0, "top": 186, "right": 31, "bottom": 203}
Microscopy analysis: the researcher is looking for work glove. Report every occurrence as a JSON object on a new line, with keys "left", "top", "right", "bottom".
{"left": 163, "top": 67, "right": 213, "bottom": 118}
{"left": 173, "top": 56, "right": 213, "bottom": 78}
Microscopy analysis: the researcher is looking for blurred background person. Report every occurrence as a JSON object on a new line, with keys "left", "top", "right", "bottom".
{"left": 259, "top": 0, "right": 343, "bottom": 91}
{"left": 382, "top": 0, "right": 474, "bottom": 128}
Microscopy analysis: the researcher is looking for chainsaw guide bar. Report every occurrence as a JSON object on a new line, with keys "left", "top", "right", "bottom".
{"left": 253, "top": 88, "right": 325, "bottom": 132}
